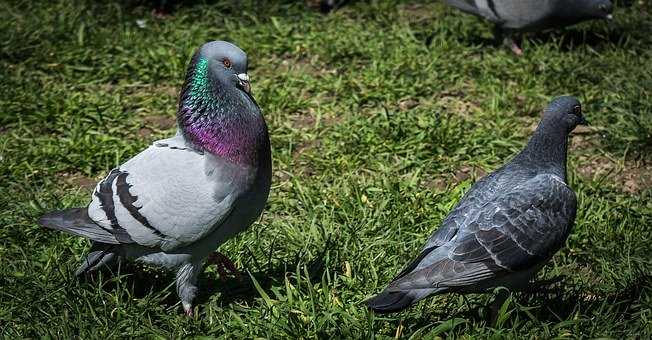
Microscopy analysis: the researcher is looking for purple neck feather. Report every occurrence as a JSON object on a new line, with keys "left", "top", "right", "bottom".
{"left": 177, "top": 57, "right": 267, "bottom": 166}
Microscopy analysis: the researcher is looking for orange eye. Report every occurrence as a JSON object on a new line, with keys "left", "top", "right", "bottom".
{"left": 573, "top": 105, "right": 581, "bottom": 115}
{"left": 222, "top": 58, "right": 232, "bottom": 68}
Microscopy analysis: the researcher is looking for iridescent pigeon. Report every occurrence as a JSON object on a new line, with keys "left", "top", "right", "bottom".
{"left": 443, "top": 0, "right": 614, "bottom": 54}
{"left": 39, "top": 41, "right": 272, "bottom": 315}
{"left": 366, "top": 96, "right": 586, "bottom": 313}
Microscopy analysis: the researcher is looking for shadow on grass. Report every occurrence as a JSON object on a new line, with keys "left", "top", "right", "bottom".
{"left": 517, "top": 272, "right": 651, "bottom": 323}
{"left": 194, "top": 252, "right": 329, "bottom": 307}
{"left": 391, "top": 272, "right": 650, "bottom": 331}
{"left": 79, "top": 241, "right": 334, "bottom": 312}
{"left": 114, "top": 0, "right": 330, "bottom": 16}
{"left": 422, "top": 13, "right": 649, "bottom": 53}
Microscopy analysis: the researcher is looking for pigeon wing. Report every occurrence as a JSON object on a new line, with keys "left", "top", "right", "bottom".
{"left": 444, "top": 0, "right": 504, "bottom": 22}
{"left": 392, "top": 173, "right": 501, "bottom": 279}
{"left": 389, "top": 173, "right": 576, "bottom": 291}
{"left": 422, "top": 172, "right": 502, "bottom": 250}
{"left": 87, "top": 135, "right": 253, "bottom": 251}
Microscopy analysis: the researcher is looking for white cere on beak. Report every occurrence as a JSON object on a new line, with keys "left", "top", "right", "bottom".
{"left": 606, "top": 14, "right": 613, "bottom": 20}
{"left": 237, "top": 73, "right": 249, "bottom": 82}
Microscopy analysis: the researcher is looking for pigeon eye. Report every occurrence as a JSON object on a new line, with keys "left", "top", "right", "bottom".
{"left": 573, "top": 105, "right": 581, "bottom": 115}
{"left": 222, "top": 58, "right": 232, "bottom": 69}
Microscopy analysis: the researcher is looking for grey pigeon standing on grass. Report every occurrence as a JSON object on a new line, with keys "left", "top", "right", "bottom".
{"left": 39, "top": 41, "right": 272, "bottom": 316}
{"left": 366, "top": 96, "right": 587, "bottom": 314}
{"left": 443, "top": 0, "right": 614, "bottom": 54}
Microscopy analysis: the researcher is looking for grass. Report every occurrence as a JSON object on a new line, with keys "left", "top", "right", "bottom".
{"left": 1, "top": 0, "right": 651, "bottom": 338}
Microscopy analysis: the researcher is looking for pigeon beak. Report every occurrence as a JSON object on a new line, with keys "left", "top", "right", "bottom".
{"left": 579, "top": 116, "right": 589, "bottom": 126}
{"left": 237, "top": 73, "right": 251, "bottom": 94}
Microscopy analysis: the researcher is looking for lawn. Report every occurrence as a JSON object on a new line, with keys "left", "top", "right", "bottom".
{"left": 1, "top": 0, "right": 651, "bottom": 338}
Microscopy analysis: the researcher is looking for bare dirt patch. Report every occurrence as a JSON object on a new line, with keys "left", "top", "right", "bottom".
{"left": 422, "top": 165, "right": 488, "bottom": 191}
{"left": 576, "top": 155, "right": 652, "bottom": 194}
{"left": 139, "top": 115, "right": 176, "bottom": 138}
{"left": 398, "top": 98, "right": 419, "bottom": 111}
{"left": 289, "top": 106, "right": 342, "bottom": 130}
{"left": 292, "top": 139, "right": 321, "bottom": 177}
{"left": 293, "top": 139, "right": 321, "bottom": 159}
{"left": 273, "top": 170, "right": 291, "bottom": 183}
{"left": 290, "top": 113, "right": 317, "bottom": 129}
{"left": 436, "top": 93, "right": 481, "bottom": 119}
{"left": 57, "top": 172, "right": 97, "bottom": 191}
{"left": 453, "top": 165, "right": 487, "bottom": 183}
{"left": 567, "top": 125, "right": 650, "bottom": 194}
{"left": 569, "top": 125, "right": 604, "bottom": 150}
{"left": 269, "top": 53, "right": 335, "bottom": 78}
{"left": 143, "top": 115, "right": 176, "bottom": 130}
{"left": 399, "top": 3, "right": 437, "bottom": 22}
{"left": 157, "top": 85, "right": 178, "bottom": 98}
{"left": 422, "top": 177, "right": 448, "bottom": 191}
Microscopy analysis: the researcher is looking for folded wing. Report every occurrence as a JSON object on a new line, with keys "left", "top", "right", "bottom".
{"left": 86, "top": 135, "right": 252, "bottom": 251}
{"left": 388, "top": 173, "right": 576, "bottom": 292}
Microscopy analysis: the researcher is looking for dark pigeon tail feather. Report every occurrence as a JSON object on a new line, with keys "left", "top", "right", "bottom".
{"left": 365, "top": 290, "right": 416, "bottom": 314}
{"left": 39, "top": 208, "right": 120, "bottom": 244}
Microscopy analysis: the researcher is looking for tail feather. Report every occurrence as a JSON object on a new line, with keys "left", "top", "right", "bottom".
{"left": 365, "top": 290, "right": 416, "bottom": 314}
{"left": 366, "top": 288, "right": 438, "bottom": 314}
{"left": 39, "top": 208, "right": 119, "bottom": 244}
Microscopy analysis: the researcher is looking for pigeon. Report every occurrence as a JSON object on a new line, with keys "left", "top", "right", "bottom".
{"left": 319, "top": 0, "right": 350, "bottom": 13}
{"left": 443, "top": 0, "right": 614, "bottom": 54}
{"left": 39, "top": 41, "right": 272, "bottom": 316}
{"left": 366, "top": 96, "right": 587, "bottom": 314}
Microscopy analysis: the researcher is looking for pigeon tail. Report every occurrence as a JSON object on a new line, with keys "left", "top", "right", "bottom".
{"left": 39, "top": 208, "right": 120, "bottom": 244}
{"left": 366, "top": 288, "right": 439, "bottom": 313}
{"left": 365, "top": 290, "right": 415, "bottom": 313}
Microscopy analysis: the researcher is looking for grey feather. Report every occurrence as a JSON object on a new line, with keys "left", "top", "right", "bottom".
{"left": 39, "top": 41, "right": 272, "bottom": 315}
{"left": 443, "top": 0, "right": 614, "bottom": 53}
{"left": 39, "top": 208, "right": 120, "bottom": 244}
{"left": 367, "top": 96, "right": 586, "bottom": 313}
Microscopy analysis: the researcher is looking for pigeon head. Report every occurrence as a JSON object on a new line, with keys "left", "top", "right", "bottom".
{"left": 542, "top": 96, "right": 588, "bottom": 133}
{"left": 516, "top": 96, "right": 587, "bottom": 178}
{"left": 177, "top": 41, "right": 267, "bottom": 166}
{"left": 194, "top": 41, "right": 251, "bottom": 95}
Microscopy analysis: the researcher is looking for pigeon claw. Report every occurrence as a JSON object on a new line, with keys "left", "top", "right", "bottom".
{"left": 510, "top": 42, "right": 524, "bottom": 56}
{"left": 184, "top": 306, "right": 194, "bottom": 317}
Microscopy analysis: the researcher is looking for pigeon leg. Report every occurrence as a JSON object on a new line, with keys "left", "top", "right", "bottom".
{"left": 488, "top": 289, "right": 510, "bottom": 326}
{"left": 507, "top": 38, "right": 524, "bottom": 56}
{"left": 494, "top": 26, "right": 523, "bottom": 56}
{"left": 176, "top": 262, "right": 201, "bottom": 316}
{"left": 320, "top": 0, "right": 349, "bottom": 13}
{"left": 208, "top": 251, "right": 241, "bottom": 280}
{"left": 152, "top": 0, "right": 169, "bottom": 18}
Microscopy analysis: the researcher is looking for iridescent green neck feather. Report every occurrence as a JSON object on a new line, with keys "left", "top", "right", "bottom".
{"left": 177, "top": 55, "right": 268, "bottom": 166}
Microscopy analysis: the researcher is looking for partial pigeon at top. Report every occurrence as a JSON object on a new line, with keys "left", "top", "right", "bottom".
{"left": 366, "top": 96, "right": 587, "bottom": 313}
{"left": 443, "top": 0, "right": 614, "bottom": 54}
{"left": 319, "top": 0, "right": 350, "bottom": 13}
{"left": 39, "top": 41, "right": 272, "bottom": 315}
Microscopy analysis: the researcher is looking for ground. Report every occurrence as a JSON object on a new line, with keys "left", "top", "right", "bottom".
{"left": 1, "top": 0, "right": 651, "bottom": 338}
